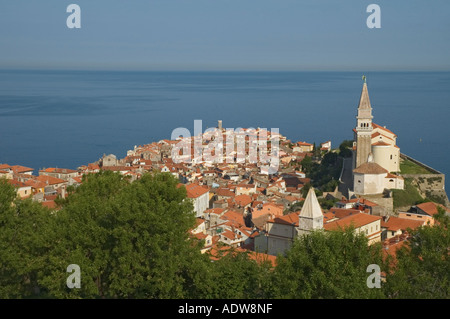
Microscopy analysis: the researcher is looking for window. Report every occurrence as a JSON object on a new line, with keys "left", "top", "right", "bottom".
{"left": 390, "top": 155, "right": 393, "bottom": 160}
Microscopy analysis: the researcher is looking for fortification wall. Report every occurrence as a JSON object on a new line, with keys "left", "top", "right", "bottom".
{"left": 400, "top": 153, "right": 449, "bottom": 207}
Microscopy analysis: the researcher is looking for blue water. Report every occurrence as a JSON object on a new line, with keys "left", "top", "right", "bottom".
{"left": 0, "top": 70, "right": 449, "bottom": 189}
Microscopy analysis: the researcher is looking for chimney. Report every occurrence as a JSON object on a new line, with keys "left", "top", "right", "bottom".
{"left": 218, "top": 120, "right": 222, "bottom": 131}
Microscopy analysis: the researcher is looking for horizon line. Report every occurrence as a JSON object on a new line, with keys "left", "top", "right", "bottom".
{"left": 1, "top": 67, "right": 450, "bottom": 73}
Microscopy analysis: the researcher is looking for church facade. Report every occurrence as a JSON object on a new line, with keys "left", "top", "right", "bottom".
{"left": 352, "top": 79, "right": 404, "bottom": 195}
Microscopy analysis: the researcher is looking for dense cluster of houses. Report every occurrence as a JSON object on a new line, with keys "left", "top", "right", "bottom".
{"left": 2, "top": 123, "right": 447, "bottom": 266}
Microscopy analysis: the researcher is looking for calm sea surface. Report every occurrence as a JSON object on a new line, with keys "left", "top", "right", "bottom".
{"left": 0, "top": 70, "right": 449, "bottom": 188}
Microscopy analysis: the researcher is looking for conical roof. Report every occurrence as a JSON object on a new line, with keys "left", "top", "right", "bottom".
{"left": 358, "top": 82, "right": 372, "bottom": 110}
{"left": 300, "top": 187, "right": 323, "bottom": 219}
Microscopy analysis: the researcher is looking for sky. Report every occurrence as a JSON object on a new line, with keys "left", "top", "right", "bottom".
{"left": 0, "top": 0, "right": 449, "bottom": 71}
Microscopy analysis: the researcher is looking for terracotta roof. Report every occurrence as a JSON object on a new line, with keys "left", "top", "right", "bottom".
{"left": 221, "top": 210, "right": 245, "bottom": 227}
{"left": 217, "top": 188, "right": 235, "bottom": 197}
{"left": 247, "top": 252, "right": 277, "bottom": 267}
{"left": 8, "top": 179, "right": 28, "bottom": 188}
{"left": 205, "top": 208, "right": 225, "bottom": 215}
{"left": 353, "top": 162, "right": 388, "bottom": 175}
{"left": 381, "top": 216, "right": 424, "bottom": 232}
{"left": 416, "top": 202, "right": 450, "bottom": 216}
{"left": 328, "top": 208, "right": 361, "bottom": 219}
{"left": 372, "top": 131, "right": 394, "bottom": 141}
{"left": 372, "top": 123, "right": 397, "bottom": 137}
{"left": 185, "top": 183, "right": 209, "bottom": 198}
{"left": 24, "top": 179, "right": 47, "bottom": 189}
{"left": 324, "top": 213, "right": 382, "bottom": 231}
{"left": 235, "top": 194, "right": 252, "bottom": 207}
{"left": 36, "top": 175, "right": 67, "bottom": 185}
{"left": 268, "top": 212, "right": 299, "bottom": 226}
{"left": 10, "top": 165, "right": 34, "bottom": 173}
{"left": 40, "top": 168, "right": 77, "bottom": 174}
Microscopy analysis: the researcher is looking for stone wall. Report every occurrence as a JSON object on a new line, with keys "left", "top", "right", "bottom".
{"left": 400, "top": 154, "right": 450, "bottom": 207}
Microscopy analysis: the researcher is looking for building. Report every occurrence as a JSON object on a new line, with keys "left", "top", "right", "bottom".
{"left": 266, "top": 212, "right": 299, "bottom": 256}
{"left": 398, "top": 202, "right": 450, "bottom": 226}
{"left": 353, "top": 79, "right": 400, "bottom": 173}
{"left": 380, "top": 216, "right": 424, "bottom": 240}
{"left": 351, "top": 79, "right": 404, "bottom": 195}
{"left": 39, "top": 167, "right": 79, "bottom": 181}
{"left": 265, "top": 187, "right": 323, "bottom": 256}
{"left": 297, "top": 187, "right": 324, "bottom": 236}
{"left": 324, "top": 212, "right": 382, "bottom": 245}
{"left": 184, "top": 183, "right": 210, "bottom": 217}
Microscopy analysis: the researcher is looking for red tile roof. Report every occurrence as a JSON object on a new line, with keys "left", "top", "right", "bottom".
{"left": 416, "top": 202, "right": 450, "bottom": 216}
{"left": 36, "top": 175, "right": 66, "bottom": 185}
{"left": 324, "top": 213, "right": 382, "bottom": 231}
{"left": 184, "top": 183, "right": 209, "bottom": 198}
{"left": 235, "top": 194, "right": 252, "bottom": 207}
{"left": 381, "top": 216, "right": 424, "bottom": 232}
{"left": 372, "top": 123, "right": 397, "bottom": 137}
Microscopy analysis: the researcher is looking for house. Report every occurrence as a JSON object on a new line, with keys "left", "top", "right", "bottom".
{"left": 320, "top": 140, "right": 331, "bottom": 151}
{"left": 324, "top": 212, "right": 382, "bottom": 245}
{"left": 36, "top": 175, "right": 68, "bottom": 192}
{"left": 39, "top": 167, "right": 79, "bottom": 181}
{"left": 293, "top": 141, "right": 314, "bottom": 153}
{"left": 380, "top": 216, "right": 424, "bottom": 240}
{"left": 8, "top": 165, "right": 34, "bottom": 175}
{"left": 235, "top": 183, "right": 257, "bottom": 196}
{"left": 184, "top": 183, "right": 210, "bottom": 217}
{"left": 8, "top": 179, "right": 32, "bottom": 199}
{"left": 398, "top": 202, "right": 450, "bottom": 226}
{"left": 23, "top": 179, "right": 47, "bottom": 195}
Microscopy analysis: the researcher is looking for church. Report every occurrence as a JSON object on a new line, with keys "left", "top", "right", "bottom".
{"left": 352, "top": 78, "right": 404, "bottom": 195}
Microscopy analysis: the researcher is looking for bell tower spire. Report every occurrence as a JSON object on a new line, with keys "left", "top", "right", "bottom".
{"left": 355, "top": 76, "right": 374, "bottom": 168}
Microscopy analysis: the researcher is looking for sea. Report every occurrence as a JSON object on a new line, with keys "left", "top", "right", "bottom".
{"left": 0, "top": 70, "right": 449, "bottom": 189}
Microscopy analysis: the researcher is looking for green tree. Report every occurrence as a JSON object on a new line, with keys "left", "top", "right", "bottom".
{"left": 207, "top": 248, "right": 273, "bottom": 299}
{"left": 384, "top": 208, "right": 450, "bottom": 298}
{"left": 40, "top": 171, "right": 210, "bottom": 298}
{"left": 272, "top": 228, "right": 386, "bottom": 299}
{"left": 0, "top": 179, "right": 54, "bottom": 298}
{"left": 339, "top": 140, "right": 353, "bottom": 158}
{"left": 300, "top": 156, "right": 313, "bottom": 174}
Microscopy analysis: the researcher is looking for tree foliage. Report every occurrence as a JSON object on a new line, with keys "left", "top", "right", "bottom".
{"left": 1, "top": 174, "right": 449, "bottom": 299}
{"left": 384, "top": 208, "right": 450, "bottom": 298}
{"left": 272, "top": 228, "right": 386, "bottom": 299}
